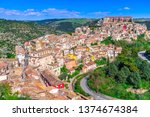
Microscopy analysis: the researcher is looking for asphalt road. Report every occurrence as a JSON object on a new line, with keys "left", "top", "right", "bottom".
{"left": 138, "top": 51, "right": 150, "bottom": 64}
{"left": 80, "top": 76, "right": 114, "bottom": 100}
{"left": 79, "top": 51, "right": 150, "bottom": 100}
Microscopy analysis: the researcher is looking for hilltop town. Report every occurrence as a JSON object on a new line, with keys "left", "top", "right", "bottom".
{"left": 0, "top": 16, "right": 150, "bottom": 100}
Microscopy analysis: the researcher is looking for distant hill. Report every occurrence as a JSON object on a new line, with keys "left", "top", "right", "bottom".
{"left": 35, "top": 18, "right": 98, "bottom": 34}
{"left": 134, "top": 18, "right": 150, "bottom": 30}
{"left": 133, "top": 18, "right": 150, "bottom": 22}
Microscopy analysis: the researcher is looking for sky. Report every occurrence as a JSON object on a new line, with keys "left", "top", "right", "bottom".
{"left": 0, "top": 0, "right": 150, "bottom": 20}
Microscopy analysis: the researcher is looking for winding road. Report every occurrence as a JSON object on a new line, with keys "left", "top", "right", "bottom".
{"left": 80, "top": 76, "right": 115, "bottom": 100}
{"left": 138, "top": 51, "right": 150, "bottom": 64}
{"left": 78, "top": 51, "right": 150, "bottom": 100}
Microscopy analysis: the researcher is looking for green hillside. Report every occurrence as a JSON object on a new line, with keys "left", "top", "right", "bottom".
{"left": 134, "top": 18, "right": 150, "bottom": 30}
{"left": 0, "top": 19, "right": 50, "bottom": 58}
{"left": 35, "top": 18, "right": 98, "bottom": 34}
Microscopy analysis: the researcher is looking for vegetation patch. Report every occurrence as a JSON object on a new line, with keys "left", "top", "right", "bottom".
{"left": 0, "top": 83, "right": 30, "bottom": 100}
{"left": 101, "top": 36, "right": 115, "bottom": 45}
{"left": 95, "top": 57, "right": 107, "bottom": 66}
{"left": 145, "top": 49, "right": 150, "bottom": 58}
{"left": 88, "top": 35, "right": 150, "bottom": 100}
{"left": 74, "top": 74, "right": 90, "bottom": 97}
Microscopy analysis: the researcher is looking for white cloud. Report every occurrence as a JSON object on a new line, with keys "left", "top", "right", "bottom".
{"left": 119, "top": 7, "right": 130, "bottom": 11}
{"left": 86, "top": 11, "right": 110, "bottom": 18}
{"left": 42, "top": 8, "right": 80, "bottom": 18}
{"left": 92, "top": 12, "right": 110, "bottom": 16}
{"left": 24, "top": 9, "right": 41, "bottom": 16}
{"left": 123, "top": 7, "right": 130, "bottom": 10}
{"left": 0, "top": 8, "right": 21, "bottom": 15}
{"left": 0, "top": 7, "right": 111, "bottom": 19}
{"left": 0, "top": 7, "right": 80, "bottom": 18}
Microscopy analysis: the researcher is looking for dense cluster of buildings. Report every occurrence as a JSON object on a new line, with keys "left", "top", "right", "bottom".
{"left": 16, "top": 27, "right": 122, "bottom": 77}
{"left": 96, "top": 16, "right": 148, "bottom": 42}
{"left": 0, "top": 16, "right": 149, "bottom": 100}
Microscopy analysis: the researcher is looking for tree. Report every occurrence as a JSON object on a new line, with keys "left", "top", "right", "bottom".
{"left": 146, "top": 50, "right": 150, "bottom": 58}
{"left": 143, "top": 69, "right": 150, "bottom": 81}
{"left": 116, "top": 70, "right": 127, "bottom": 83}
{"left": 135, "top": 58, "right": 142, "bottom": 68}
{"left": 0, "top": 83, "right": 30, "bottom": 100}
{"left": 138, "top": 61, "right": 150, "bottom": 81}
{"left": 128, "top": 63, "right": 139, "bottom": 72}
{"left": 137, "top": 34, "right": 145, "bottom": 42}
{"left": 141, "top": 64, "right": 150, "bottom": 81}
{"left": 108, "top": 63, "right": 118, "bottom": 78}
{"left": 127, "top": 72, "right": 141, "bottom": 89}
{"left": 59, "top": 73, "right": 68, "bottom": 80}
{"left": 146, "top": 49, "right": 150, "bottom": 55}
{"left": 121, "top": 66, "right": 131, "bottom": 78}
{"left": 76, "top": 64, "right": 83, "bottom": 71}
{"left": 95, "top": 57, "right": 106, "bottom": 66}
{"left": 139, "top": 61, "right": 149, "bottom": 71}
{"left": 60, "top": 65, "right": 69, "bottom": 73}
{"left": 101, "top": 36, "right": 114, "bottom": 45}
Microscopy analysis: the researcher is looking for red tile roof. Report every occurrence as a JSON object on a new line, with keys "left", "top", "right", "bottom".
{"left": 41, "top": 70, "right": 63, "bottom": 87}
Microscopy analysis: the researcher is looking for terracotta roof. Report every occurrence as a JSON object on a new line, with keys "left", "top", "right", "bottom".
{"left": 105, "top": 16, "right": 132, "bottom": 18}
{"left": 0, "top": 62, "right": 8, "bottom": 69}
{"left": 41, "top": 70, "right": 63, "bottom": 86}
{"left": 85, "top": 61, "right": 96, "bottom": 66}
{"left": 24, "top": 42, "right": 30, "bottom": 46}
